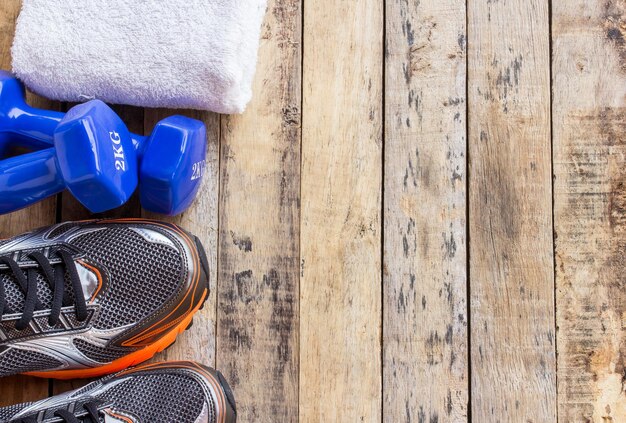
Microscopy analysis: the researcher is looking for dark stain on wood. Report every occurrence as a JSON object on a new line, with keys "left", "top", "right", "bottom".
{"left": 609, "top": 180, "right": 626, "bottom": 229}
{"left": 403, "top": 62, "right": 412, "bottom": 84}
{"left": 228, "top": 326, "right": 253, "bottom": 355}
{"left": 397, "top": 283, "right": 407, "bottom": 313}
{"left": 603, "top": 0, "right": 626, "bottom": 71}
{"left": 403, "top": 19, "right": 415, "bottom": 46}
{"left": 486, "top": 0, "right": 501, "bottom": 22}
{"left": 282, "top": 106, "right": 301, "bottom": 127}
{"left": 231, "top": 231, "right": 253, "bottom": 252}
{"left": 404, "top": 19, "right": 436, "bottom": 81}
{"left": 599, "top": 107, "right": 626, "bottom": 147}
{"left": 402, "top": 218, "right": 417, "bottom": 259}
{"left": 445, "top": 324, "right": 453, "bottom": 345}
{"left": 442, "top": 231, "right": 457, "bottom": 259}
{"left": 234, "top": 269, "right": 257, "bottom": 305}
{"left": 408, "top": 89, "right": 423, "bottom": 124}
{"left": 426, "top": 331, "right": 443, "bottom": 365}
{"left": 265, "top": 267, "right": 296, "bottom": 376}
{"left": 494, "top": 55, "right": 523, "bottom": 113}
{"left": 404, "top": 152, "right": 418, "bottom": 188}
{"left": 601, "top": 108, "right": 626, "bottom": 230}
{"left": 458, "top": 33, "right": 466, "bottom": 50}
{"left": 418, "top": 406, "right": 426, "bottom": 423}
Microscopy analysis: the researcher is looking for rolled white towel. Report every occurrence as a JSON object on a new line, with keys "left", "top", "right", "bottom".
{"left": 12, "top": 0, "right": 267, "bottom": 114}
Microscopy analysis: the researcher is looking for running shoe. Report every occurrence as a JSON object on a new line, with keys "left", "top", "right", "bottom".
{"left": 0, "top": 361, "right": 236, "bottom": 422}
{"left": 0, "top": 219, "right": 209, "bottom": 379}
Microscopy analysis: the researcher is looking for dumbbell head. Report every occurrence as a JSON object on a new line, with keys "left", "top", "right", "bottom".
{"left": 54, "top": 100, "right": 138, "bottom": 212}
{"left": 140, "top": 116, "right": 207, "bottom": 215}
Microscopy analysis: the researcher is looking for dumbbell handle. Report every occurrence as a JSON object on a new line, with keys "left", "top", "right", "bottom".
{"left": 8, "top": 104, "right": 62, "bottom": 145}
{"left": 6, "top": 103, "right": 149, "bottom": 159}
{"left": 0, "top": 148, "right": 65, "bottom": 213}
{"left": 0, "top": 141, "right": 134, "bottom": 214}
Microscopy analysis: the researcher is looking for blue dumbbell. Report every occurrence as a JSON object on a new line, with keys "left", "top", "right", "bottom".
{"left": 0, "top": 72, "right": 207, "bottom": 215}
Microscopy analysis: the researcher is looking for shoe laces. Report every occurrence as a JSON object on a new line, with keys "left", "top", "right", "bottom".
{"left": 0, "top": 250, "right": 88, "bottom": 330}
{"left": 13, "top": 401, "right": 103, "bottom": 423}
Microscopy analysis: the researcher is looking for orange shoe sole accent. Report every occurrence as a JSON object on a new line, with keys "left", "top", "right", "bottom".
{"left": 24, "top": 288, "right": 208, "bottom": 380}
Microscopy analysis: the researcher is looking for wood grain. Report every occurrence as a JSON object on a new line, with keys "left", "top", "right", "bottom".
{"left": 215, "top": 0, "right": 301, "bottom": 421}
{"left": 384, "top": 0, "right": 468, "bottom": 421}
{"left": 142, "top": 109, "right": 220, "bottom": 369}
{"left": 468, "top": 0, "right": 556, "bottom": 420}
{"left": 0, "top": 0, "right": 55, "bottom": 408}
{"left": 300, "top": 0, "right": 383, "bottom": 420}
{"left": 553, "top": 0, "right": 626, "bottom": 421}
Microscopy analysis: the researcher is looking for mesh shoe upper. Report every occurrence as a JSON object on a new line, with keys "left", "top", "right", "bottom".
{"left": 70, "top": 226, "right": 185, "bottom": 330}
{"left": 0, "top": 220, "right": 209, "bottom": 377}
{"left": 0, "top": 362, "right": 236, "bottom": 423}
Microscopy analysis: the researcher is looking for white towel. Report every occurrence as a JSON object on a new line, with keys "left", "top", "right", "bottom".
{"left": 12, "top": 0, "right": 267, "bottom": 114}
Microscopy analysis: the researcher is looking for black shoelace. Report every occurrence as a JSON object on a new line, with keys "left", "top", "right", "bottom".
{"left": 0, "top": 250, "right": 88, "bottom": 330}
{"left": 14, "top": 401, "right": 102, "bottom": 423}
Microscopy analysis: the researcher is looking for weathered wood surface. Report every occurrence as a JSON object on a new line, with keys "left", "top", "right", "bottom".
{"left": 3, "top": 0, "right": 626, "bottom": 420}
{"left": 468, "top": 0, "right": 556, "bottom": 421}
{"left": 553, "top": 0, "right": 626, "bottom": 421}
{"left": 0, "top": 0, "right": 55, "bottom": 408}
{"left": 143, "top": 109, "right": 220, "bottom": 369}
{"left": 383, "top": 0, "right": 468, "bottom": 421}
{"left": 215, "top": 0, "right": 301, "bottom": 421}
{"left": 300, "top": 0, "right": 382, "bottom": 420}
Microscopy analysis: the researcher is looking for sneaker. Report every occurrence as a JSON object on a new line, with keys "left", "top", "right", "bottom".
{"left": 0, "top": 219, "right": 210, "bottom": 379}
{"left": 0, "top": 361, "right": 236, "bottom": 423}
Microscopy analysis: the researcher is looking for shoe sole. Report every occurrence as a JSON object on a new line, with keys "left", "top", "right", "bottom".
{"left": 25, "top": 223, "right": 210, "bottom": 380}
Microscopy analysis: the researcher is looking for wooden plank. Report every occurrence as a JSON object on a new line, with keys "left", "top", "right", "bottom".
{"left": 468, "top": 0, "right": 556, "bottom": 420}
{"left": 383, "top": 0, "right": 468, "bottom": 420}
{"left": 0, "top": 0, "right": 56, "bottom": 408}
{"left": 553, "top": 1, "right": 626, "bottom": 421}
{"left": 215, "top": 0, "right": 301, "bottom": 420}
{"left": 300, "top": 0, "right": 382, "bottom": 420}
{"left": 142, "top": 109, "right": 220, "bottom": 369}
